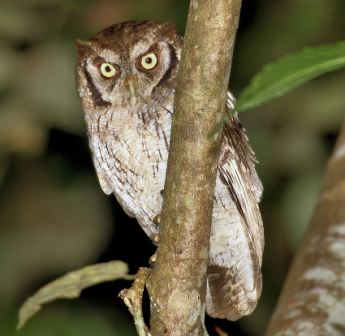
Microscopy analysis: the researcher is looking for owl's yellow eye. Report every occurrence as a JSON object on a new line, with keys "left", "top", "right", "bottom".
{"left": 100, "top": 63, "right": 117, "bottom": 78}
{"left": 141, "top": 53, "right": 158, "bottom": 70}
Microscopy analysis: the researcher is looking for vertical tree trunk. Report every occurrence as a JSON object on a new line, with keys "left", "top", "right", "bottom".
{"left": 147, "top": 1, "right": 242, "bottom": 335}
{"left": 266, "top": 117, "right": 345, "bottom": 335}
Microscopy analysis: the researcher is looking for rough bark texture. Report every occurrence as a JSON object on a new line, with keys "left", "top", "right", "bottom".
{"left": 147, "top": 1, "right": 242, "bottom": 335}
{"left": 266, "top": 117, "right": 345, "bottom": 336}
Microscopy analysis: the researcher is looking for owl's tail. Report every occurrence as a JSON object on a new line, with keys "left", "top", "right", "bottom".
{"left": 205, "top": 244, "right": 262, "bottom": 321}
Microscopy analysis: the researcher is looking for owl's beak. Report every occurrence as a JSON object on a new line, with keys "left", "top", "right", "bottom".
{"left": 124, "top": 75, "right": 138, "bottom": 97}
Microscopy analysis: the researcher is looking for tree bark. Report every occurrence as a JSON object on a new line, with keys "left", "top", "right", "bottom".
{"left": 266, "top": 117, "right": 345, "bottom": 335}
{"left": 147, "top": 1, "right": 242, "bottom": 335}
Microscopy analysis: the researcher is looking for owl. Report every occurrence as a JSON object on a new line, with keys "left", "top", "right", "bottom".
{"left": 75, "top": 21, "right": 264, "bottom": 321}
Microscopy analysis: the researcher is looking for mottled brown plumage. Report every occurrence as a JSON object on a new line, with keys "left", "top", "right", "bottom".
{"left": 76, "top": 21, "right": 264, "bottom": 320}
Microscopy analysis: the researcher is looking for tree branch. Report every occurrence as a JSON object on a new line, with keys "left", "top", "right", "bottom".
{"left": 147, "top": 1, "right": 242, "bottom": 335}
{"left": 266, "top": 117, "right": 345, "bottom": 335}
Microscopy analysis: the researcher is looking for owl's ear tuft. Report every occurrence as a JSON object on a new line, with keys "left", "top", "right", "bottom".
{"left": 75, "top": 39, "right": 92, "bottom": 55}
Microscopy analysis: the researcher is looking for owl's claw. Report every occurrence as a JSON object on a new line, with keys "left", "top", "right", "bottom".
{"left": 149, "top": 252, "right": 157, "bottom": 266}
{"left": 152, "top": 234, "right": 159, "bottom": 244}
{"left": 153, "top": 214, "right": 161, "bottom": 225}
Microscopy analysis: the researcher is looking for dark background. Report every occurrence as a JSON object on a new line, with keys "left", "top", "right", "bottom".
{"left": 0, "top": 0, "right": 344, "bottom": 335}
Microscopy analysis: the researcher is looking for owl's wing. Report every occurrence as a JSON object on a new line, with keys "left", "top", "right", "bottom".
{"left": 219, "top": 114, "right": 263, "bottom": 256}
{"left": 206, "top": 94, "right": 264, "bottom": 320}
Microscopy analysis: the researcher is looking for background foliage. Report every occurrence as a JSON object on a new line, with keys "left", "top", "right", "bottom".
{"left": 0, "top": 0, "right": 344, "bottom": 335}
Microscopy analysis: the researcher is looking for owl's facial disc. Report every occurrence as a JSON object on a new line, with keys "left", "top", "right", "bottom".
{"left": 77, "top": 21, "right": 182, "bottom": 107}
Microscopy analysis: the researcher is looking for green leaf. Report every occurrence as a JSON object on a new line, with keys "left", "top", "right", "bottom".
{"left": 18, "top": 261, "right": 134, "bottom": 330}
{"left": 236, "top": 40, "right": 345, "bottom": 112}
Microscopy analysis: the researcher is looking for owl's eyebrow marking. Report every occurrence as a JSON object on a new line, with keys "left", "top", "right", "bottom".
{"left": 83, "top": 61, "right": 111, "bottom": 107}
{"left": 155, "top": 43, "right": 178, "bottom": 88}
{"left": 99, "top": 49, "right": 121, "bottom": 65}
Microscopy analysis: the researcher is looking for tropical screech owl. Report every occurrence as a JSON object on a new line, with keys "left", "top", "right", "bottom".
{"left": 75, "top": 21, "right": 264, "bottom": 321}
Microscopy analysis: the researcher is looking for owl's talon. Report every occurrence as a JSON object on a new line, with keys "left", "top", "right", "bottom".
{"left": 149, "top": 252, "right": 157, "bottom": 265}
{"left": 152, "top": 234, "right": 159, "bottom": 244}
{"left": 153, "top": 214, "right": 161, "bottom": 225}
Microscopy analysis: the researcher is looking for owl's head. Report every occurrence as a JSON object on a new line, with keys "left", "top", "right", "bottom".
{"left": 76, "top": 21, "right": 182, "bottom": 110}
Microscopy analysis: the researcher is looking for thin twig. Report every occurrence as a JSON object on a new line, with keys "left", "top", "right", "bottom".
{"left": 119, "top": 267, "right": 152, "bottom": 336}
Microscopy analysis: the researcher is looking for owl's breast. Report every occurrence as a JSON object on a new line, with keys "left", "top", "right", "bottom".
{"left": 88, "top": 106, "right": 172, "bottom": 237}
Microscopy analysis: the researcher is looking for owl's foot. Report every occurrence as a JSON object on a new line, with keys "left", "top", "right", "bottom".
{"left": 150, "top": 215, "right": 160, "bottom": 265}
{"left": 152, "top": 190, "right": 164, "bottom": 227}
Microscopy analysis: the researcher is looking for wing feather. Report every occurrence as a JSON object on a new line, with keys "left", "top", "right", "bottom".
{"left": 206, "top": 93, "right": 264, "bottom": 320}
{"left": 219, "top": 114, "right": 264, "bottom": 259}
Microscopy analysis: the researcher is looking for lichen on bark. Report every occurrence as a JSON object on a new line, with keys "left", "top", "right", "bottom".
{"left": 266, "top": 118, "right": 345, "bottom": 336}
